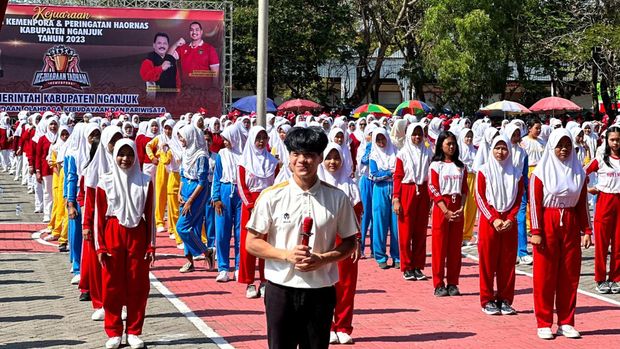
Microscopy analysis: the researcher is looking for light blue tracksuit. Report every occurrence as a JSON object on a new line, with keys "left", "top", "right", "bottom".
{"left": 211, "top": 154, "right": 241, "bottom": 272}
{"left": 64, "top": 155, "right": 82, "bottom": 275}
{"left": 370, "top": 159, "right": 399, "bottom": 264}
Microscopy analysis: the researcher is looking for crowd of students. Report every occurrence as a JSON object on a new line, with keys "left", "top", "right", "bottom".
{"left": 0, "top": 109, "right": 619, "bottom": 346}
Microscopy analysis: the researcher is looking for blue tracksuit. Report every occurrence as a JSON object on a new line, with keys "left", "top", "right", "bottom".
{"left": 359, "top": 143, "right": 374, "bottom": 255}
{"left": 369, "top": 159, "right": 399, "bottom": 264}
{"left": 204, "top": 152, "right": 217, "bottom": 249}
{"left": 177, "top": 156, "right": 209, "bottom": 257}
{"left": 64, "top": 155, "right": 82, "bottom": 275}
{"left": 211, "top": 154, "right": 241, "bottom": 272}
{"left": 516, "top": 155, "right": 529, "bottom": 257}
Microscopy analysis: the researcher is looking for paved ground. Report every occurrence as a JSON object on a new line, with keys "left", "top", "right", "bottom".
{"left": 1, "top": 170, "right": 619, "bottom": 349}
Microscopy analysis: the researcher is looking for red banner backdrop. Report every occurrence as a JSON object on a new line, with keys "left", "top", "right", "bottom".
{"left": 0, "top": 4, "right": 224, "bottom": 116}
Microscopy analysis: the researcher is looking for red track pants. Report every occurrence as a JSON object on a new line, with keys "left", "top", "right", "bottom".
{"left": 398, "top": 183, "right": 431, "bottom": 272}
{"left": 533, "top": 208, "right": 581, "bottom": 328}
{"left": 477, "top": 214, "right": 517, "bottom": 307}
{"left": 431, "top": 195, "right": 464, "bottom": 289}
{"left": 102, "top": 218, "right": 150, "bottom": 337}
{"left": 238, "top": 193, "right": 265, "bottom": 285}
{"left": 79, "top": 236, "right": 103, "bottom": 309}
{"left": 594, "top": 192, "right": 620, "bottom": 282}
{"left": 331, "top": 237, "right": 359, "bottom": 335}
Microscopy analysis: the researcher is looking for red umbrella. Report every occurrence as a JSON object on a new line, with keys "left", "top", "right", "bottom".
{"left": 530, "top": 97, "right": 582, "bottom": 114}
{"left": 277, "top": 99, "right": 322, "bottom": 112}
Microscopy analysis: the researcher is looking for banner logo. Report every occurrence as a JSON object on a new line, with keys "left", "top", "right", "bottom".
{"left": 32, "top": 45, "right": 91, "bottom": 90}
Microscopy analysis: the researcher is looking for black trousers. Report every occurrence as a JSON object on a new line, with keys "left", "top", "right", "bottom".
{"left": 264, "top": 281, "right": 336, "bottom": 349}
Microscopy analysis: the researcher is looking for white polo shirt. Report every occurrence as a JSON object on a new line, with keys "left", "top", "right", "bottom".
{"left": 246, "top": 177, "right": 359, "bottom": 289}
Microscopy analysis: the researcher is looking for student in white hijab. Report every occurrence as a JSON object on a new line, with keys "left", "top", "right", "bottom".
{"left": 368, "top": 127, "right": 399, "bottom": 270}
{"left": 427, "top": 117, "right": 444, "bottom": 147}
{"left": 319, "top": 142, "right": 362, "bottom": 345}
{"left": 36, "top": 116, "right": 59, "bottom": 223}
{"left": 271, "top": 123, "right": 292, "bottom": 171}
{"left": 390, "top": 119, "right": 408, "bottom": 149}
{"left": 457, "top": 128, "right": 478, "bottom": 245}
{"left": 475, "top": 135, "right": 524, "bottom": 316}
{"left": 327, "top": 127, "right": 354, "bottom": 177}
{"left": 163, "top": 121, "right": 186, "bottom": 247}
{"left": 146, "top": 119, "right": 175, "bottom": 233}
{"left": 529, "top": 128, "right": 591, "bottom": 340}
{"left": 95, "top": 139, "right": 154, "bottom": 349}
{"left": 392, "top": 123, "right": 432, "bottom": 280}
{"left": 473, "top": 127, "right": 499, "bottom": 172}
{"left": 570, "top": 127, "right": 590, "bottom": 165}
{"left": 237, "top": 126, "right": 278, "bottom": 298}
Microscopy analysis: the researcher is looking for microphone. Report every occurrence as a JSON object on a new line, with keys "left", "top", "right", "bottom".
{"left": 300, "top": 217, "right": 313, "bottom": 246}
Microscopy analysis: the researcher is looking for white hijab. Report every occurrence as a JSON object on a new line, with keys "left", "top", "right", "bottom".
{"left": 145, "top": 118, "right": 159, "bottom": 138}
{"left": 390, "top": 119, "right": 409, "bottom": 149}
{"left": 179, "top": 125, "right": 207, "bottom": 177}
{"left": 427, "top": 118, "right": 443, "bottom": 142}
{"left": 83, "top": 125, "right": 122, "bottom": 188}
{"left": 473, "top": 127, "right": 499, "bottom": 172}
{"left": 48, "top": 125, "right": 70, "bottom": 163}
{"left": 218, "top": 126, "right": 241, "bottom": 183}
{"left": 369, "top": 127, "right": 397, "bottom": 171}
{"left": 240, "top": 126, "right": 278, "bottom": 178}
{"left": 191, "top": 113, "right": 205, "bottom": 130}
{"left": 137, "top": 121, "right": 148, "bottom": 137}
{"left": 457, "top": 128, "right": 476, "bottom": 172}
{"left": 73, "top": 123, "right": 100, "bottom": 176}
{"left": 98, "top": 139, "right": 150, "bottom": 228}
{"left": 503, "top": 123, "right": 526, "bottom": 173}
{"left": 122, "top": 121, "right": 134, "bottom": 138}
{"left": 532, "top": 128, "right": 585, "bottom": 205}
{"left": 397, "top": 123, "right": 432, "bottom": 184}
{"left": 319, "top": 143, "right": 361, "bottom": 206}
{"left": 478, "top": 135, "right": 520, "bottom": 213}
{"left": 327, "top": 127, "right": 353, "bottom": 176}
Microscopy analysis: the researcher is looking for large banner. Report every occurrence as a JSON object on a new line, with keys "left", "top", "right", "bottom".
{"left": 0, "top": 4, "right": 224, "bottom": 116}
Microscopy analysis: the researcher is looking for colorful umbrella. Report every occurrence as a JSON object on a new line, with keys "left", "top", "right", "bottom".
{"left": 480, "top": 100, "right": 531, "bottom": 117}
{"left": 352, "top": 103, "right": 391, "bottom": 119}
{"left": 277, "top": 99, "right": 322, "bottom": 112}
{"left": 231, "top": 95, "right": 277, "bottom": 113}
{"left": 393, "top": 100, "right": 432, "bottom": 116}
{"left": 530, "top": 97, "right": 581, "bottom": 114}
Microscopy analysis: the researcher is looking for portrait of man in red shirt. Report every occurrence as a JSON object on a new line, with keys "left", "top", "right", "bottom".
{"left": 168, "top": 21, "right": 220, "bottom": 84}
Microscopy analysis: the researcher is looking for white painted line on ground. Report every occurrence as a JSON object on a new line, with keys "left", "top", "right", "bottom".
{"left": 149, "top": 272, "right": 235, "bottom": 349}
{"left": 462, "top": 251, "right": 620, "bottom": 307}
{"left": 31, "top": 230, "right": 57, "bottom": 247}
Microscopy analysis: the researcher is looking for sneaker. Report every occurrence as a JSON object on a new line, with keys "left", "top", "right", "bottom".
{"left": 329, "top": 331, "right": 339, "bottom": 344}
{"left": 179, "top": 262, "right": 195, "bottom": 273}
{"left": 205, "top": 248, "right": 215, "bottom": 271}
{"left": 58, "top": 244, "right": 69, "bottom": 253}
{"left": 79, "top": 292, "right": 91, "bottom": 302}
{"left": 378, "top": 262, "right": 390, "bottom": 270}
{"left": 596, "top": 281, "right": 611, "bottom": 294}
{"left": 70, "top": 274, "right": 80, "bottom": 285}
{"left": 169, "top": 233, "right": 176, "bottom": 240}
{"left": 434, "top": 286, "right": 449, "bottom": 297}
{"left": 610, "top": 282, "right": 620, "bottom": 294}
{"left": 413, "top": 269, "right": 428, "bottom": 281}
{"left": 403, "top": 270, "right": 416, "bottom": 280}
{"left": 234, "top": 270, "right": 239, "bottom": 281}
{"left": 336, "top": 332, "right": 353, "bottom": 344}
{"left": 537, "top": 327, "right": 554, "bottom": 340}
{"left": 447, "top": 284, "right": 461, "bottom": 296}
{"left": 122, "top": 307, "right": 127, "bottom": 320}
{"left": 42, "top": 218, "right": 50, "bottom": 224}
{"left": 557, "top": 324, "right": 581, "bottom": 338}
{"left": 259, "top": 283, "right": 266, "bottom": 298}
{"left": 44, "top": 234, "right": 59, "bottom": 241}
{"left": 157, "top": 226, "right": 165, "bottom": 233}
{"left": 482, "top": 302, "right": 501, "bottom": 315}
{"left": 499, "top": 301, "right": 516, "bottom": 315}
{"left": 518, "top": 255, "right": 533, "bottom": 265}
{"left": 105, "top": 336, "right": 122, "bottom": 349}
{"left": 194, "top": 255, "right": 205, "bottom": 261}
{"left": 215, "top": 271, "right": 229, "bottom": 283}
{"left": 246, "top": 284, "right": 259, "bottom": 299}
{"left": 393, "top": 261, "right": 400, "bottom": 269}
{"left": 27, "top": 188, "right": 34, "bottom": 194}
{"left": 127, "top": 334, "right": 145, "bottom": 349}
{"left": 176, "top": 243, "right": 185, "bottom": 250}
{"left": 91, "top": 308, "right": 105, "bottom": 321}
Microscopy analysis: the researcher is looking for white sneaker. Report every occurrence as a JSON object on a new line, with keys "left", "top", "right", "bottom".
{"left": 216, "top": 271, "right": 229, "bottom": 282}
{"left": 537, "top": 327, "right": 554, "bottom": 340}
{"left": 557, "top": 324, "right": 581, "bottom": 338}
{"left": 43, "top": 234, "right": 58, "bottom": 241}
{"left": 177, "top": 243, "right": 185, "bottom": 250}
{"left": 127, "top": 334, "right": 144, "bottom": 348}
{"left": 122, "top": 307, "right": 127, "bottom": 320}
{"left": 259, "top": 283, "right": 266, "bottom": 298}
{"left": 105, "top": 336, "right": 121, "bottom": 349}
{"left": 157, "top": 226, "right": 165, "bottom": 233}
{"left": 518, "top": 255, "right": 533, "bottom": 265}
{"left": 169, "top": 233, "right": 176, "bottom": 240}
{"left": 27, "top": 188, "right": 34, "bottom": 194}
{"left": 329, "top": 331, "right": 339, "bottom": 344}
{"left": 91, "top": 308, "right": 105, "bottom": 321}
{"left": 336, "top": 332, "right": 353, "bottom": 344}
{"left": 70, "top": 274, "right": 80, "bottom": 285}
{"left": 234, "top": 270, "right": 238, "bottom": 281}
{"left": 246, "top": 284, "right": 259, "bottom": 299}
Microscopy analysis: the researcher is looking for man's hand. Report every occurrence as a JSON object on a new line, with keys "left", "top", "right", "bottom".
{"left": 161, "top": 61, "right": 172, "bottom": 71}
{"left": 295, "top": 252, "right": 326, "bottom": 272}
{"left": 176, "top": 38, "right": 186, "bottom": 47}
{"left": 285, "top": 245, "right": 311, "bottom": 265}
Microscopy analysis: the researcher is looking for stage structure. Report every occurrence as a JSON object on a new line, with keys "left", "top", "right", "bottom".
{"left": 3, "top": 0, "right": 233, "bottom": 116}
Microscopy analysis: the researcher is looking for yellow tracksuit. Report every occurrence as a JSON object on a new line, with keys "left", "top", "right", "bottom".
{"left": 462, "top": 172, "right": 477, "bottom": 242}
{"left": 146, "top": 137, "right": 169, "bottom": 231}
{"left": 49, "top": 152, "right": 68, "bottom": 244}
{"left": 160, "top": 148, "right": 182, "bottom": 245}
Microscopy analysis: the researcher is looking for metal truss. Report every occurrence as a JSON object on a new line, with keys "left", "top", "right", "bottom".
{"left": 9, "top": 0, "right": 234, "bottom": 111}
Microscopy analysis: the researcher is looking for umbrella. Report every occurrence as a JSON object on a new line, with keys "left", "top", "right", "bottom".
{"left": 231, "top": 95, "right": 277, "bottom": 113}
{"left": 530, "top": 97, "right": 581, "bottom": 114}
{"left": 393, "top": 100, "right": 432, "bottom": 116}
{"left": 352, "top": 103, "right": 391, "bottom": 119}
{"left": 480, "top": 100, "right": 531, "bottom": 117}
{"left": 277, "top": 99, "right": 322, "bottom": 112}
